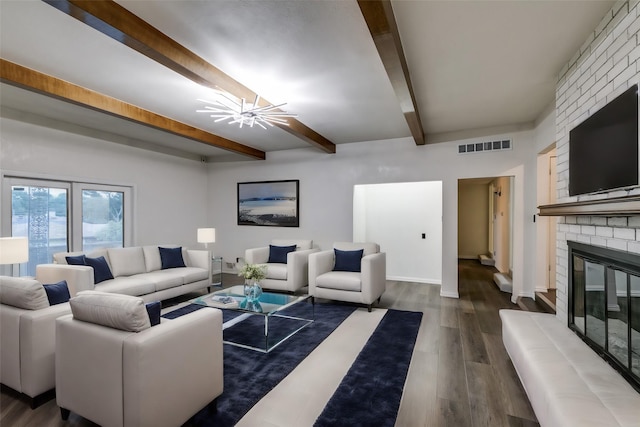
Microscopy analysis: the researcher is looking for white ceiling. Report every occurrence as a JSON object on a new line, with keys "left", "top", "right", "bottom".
{"left": 0, "top": 0, "right": 614, "bottom": 161}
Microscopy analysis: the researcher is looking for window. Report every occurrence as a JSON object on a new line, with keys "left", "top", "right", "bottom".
{"left": 3, "top": 177, "right": 133, "bottom": 276}
{"left": 9, "top": 181, "right": 70, "bottom": 275}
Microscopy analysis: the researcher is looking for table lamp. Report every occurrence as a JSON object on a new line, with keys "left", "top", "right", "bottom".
{"left": 197, "top": 228, "right": 216, "bottom": 255}
{"left": 0, "top": 237, "right": 29, "bottom": 276}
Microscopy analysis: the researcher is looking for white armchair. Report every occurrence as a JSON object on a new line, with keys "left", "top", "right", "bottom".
{"left": 309, "top": 242, "right": 386, "bottom": 312}
{"left": 56, "top": 291, "right": 223, "bottom": 427}
{"left": 245, "top": 239, "right": 319, "bottom": 293}
{"left": 0, "top": 265, "right": 93, "bottom": 408}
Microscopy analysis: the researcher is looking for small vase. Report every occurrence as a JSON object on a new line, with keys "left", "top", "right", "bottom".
{"left": 241, "top": 280, "right": 263, "bottom": 312}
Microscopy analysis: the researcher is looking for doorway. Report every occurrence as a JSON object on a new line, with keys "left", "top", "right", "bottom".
{"left": 535, "top": 145, "right": 558, "bottom": 312}
{"left": 353, "top": 181, "right": 443, "bottom": 284}
{"left": 458, "top": 176, "right": 514, "bottom": 292}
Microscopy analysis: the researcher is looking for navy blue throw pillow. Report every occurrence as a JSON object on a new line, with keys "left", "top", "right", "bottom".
{"left": 268, "top": 245, "right": 296, "bottom": 264}
{"left": 84, "top": 256, "right": 114, "bottom": 284}
{"left": 43, "top": 280, "right": 71, "bottom": 305}
{"left": 159, "top": 247, "right": 186, "bottom": 269}
{"left": 146, "top": 301, "right": 162, "bottom": 327}
{"left": 65, "top": 255, "right": 86, "bottom": 265}
{"left": 333, "top": 249, "right": 364, "bottom": 272}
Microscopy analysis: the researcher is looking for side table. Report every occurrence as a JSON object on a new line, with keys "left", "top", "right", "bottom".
{"left": 211, "top": 256, "right": 223, "bottom": 288}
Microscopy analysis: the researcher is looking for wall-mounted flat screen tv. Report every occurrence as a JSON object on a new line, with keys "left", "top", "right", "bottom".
{"left": 569, "top": 84, "right": 638, "bottom": 196}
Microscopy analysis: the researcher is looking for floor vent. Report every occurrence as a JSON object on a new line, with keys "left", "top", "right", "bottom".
{"left": 458, "top": 138, "right": 511, "bottom": 154}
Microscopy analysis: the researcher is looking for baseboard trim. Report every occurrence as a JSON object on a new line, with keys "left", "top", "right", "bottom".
{"left": 388, "top": 275, "right": 441, "bottom": 285}
{"left": 440, "top": 290, "right": 459, "bottom": 298}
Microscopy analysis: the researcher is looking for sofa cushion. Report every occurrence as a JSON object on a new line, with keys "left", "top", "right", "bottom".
{"left": 94, "top": 276, "right": 156, "bottom": 297}
{"left": 316, "top": 271, "right": 362, "bottom": 292}
{"left": 268, "top": 245, "right": 296, "bottom": 264}
{"left": 159, "top": 247, "right": 186, "bottom": 269}
{"left": 0, "top": 276, "right": 50, "bottom": 310}
{"left": 108, "top": 247, "right": 146, "bottom": 277}
{"left": 266, "top": 264, "right": 288, "bottom": 280}
{"left": 142, "top": 245, "right": 179, "bottom": 272}
{"left": 85, "top": 256, "right": 114, "bottom": 284}
{"left": 70, "top": 291, "right": 151, "bottom": 332}
{"left": 43, "top": 280, "right": 71, "bottom": 305}
{"left": 65, "top": 255, "right": 86, "bottom": 265}
{"left": 178, "top": 267, "right": 209, "bottom": 284}
{"left": 143, "top": 245, "right": 161, "bottom": 272}
{"left": 54, "top": 251, "right": 84, "bottom": 264}
{"left": 333, "top": 248, "right": 364, "bottom": 272}
{"left": 141, "top": 270, "right": 185, "bottom": 292}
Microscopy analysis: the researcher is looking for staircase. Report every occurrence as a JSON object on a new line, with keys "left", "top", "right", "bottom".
{"left": 534, "top": 289, "right": 557, "bottom": 314}
{"left": 493, "top": 272, "right": 512, "bottom": 293}
{"left": 479, "top": 254, "right": 495, "bottom": 266}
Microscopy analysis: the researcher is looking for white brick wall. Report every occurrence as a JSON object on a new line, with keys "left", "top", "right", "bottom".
{"left": 555, "top": 1, "right": 640, "bottom": 324}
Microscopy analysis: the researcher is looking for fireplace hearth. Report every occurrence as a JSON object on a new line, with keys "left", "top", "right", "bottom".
{"left": 568, "top": 241, "right": 640, "bottom": 391}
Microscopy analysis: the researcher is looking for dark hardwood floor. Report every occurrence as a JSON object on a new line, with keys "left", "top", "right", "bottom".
{"left": 1, "top": 260, "right": 541, "bottom": 426}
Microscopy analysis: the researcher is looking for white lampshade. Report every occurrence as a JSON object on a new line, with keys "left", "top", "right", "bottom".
{"left": 0, "top": 237, "right": 29, "bottom": 264}
{"left": 197, "top": 228, "right": 216, "bottom": 244}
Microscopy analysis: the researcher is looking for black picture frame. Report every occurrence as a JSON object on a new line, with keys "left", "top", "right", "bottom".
{"left": 237, "top": 180, "right": 300, "bottom": 227}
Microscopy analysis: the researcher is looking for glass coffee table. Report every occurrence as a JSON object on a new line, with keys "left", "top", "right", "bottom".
{"left": 190, "top": 285, "right": 314, "bottom": 353}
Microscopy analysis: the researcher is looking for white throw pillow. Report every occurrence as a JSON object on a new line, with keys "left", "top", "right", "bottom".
{"left": 70, "top": 290, "right": 150, "bottom": 332}
{"left": 107, "top": 247, "right": 146, "bottom": 277}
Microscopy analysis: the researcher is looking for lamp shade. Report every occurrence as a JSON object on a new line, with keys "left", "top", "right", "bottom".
{"left": 0, "top": 237, "right": 29, "bottom": 264}
{"left": 197, "top": 228, "right": 216, "bottom": 244}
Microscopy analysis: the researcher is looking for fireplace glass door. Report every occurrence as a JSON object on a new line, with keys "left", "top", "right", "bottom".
{"left": 569, "top": 241, "right": 640, "bottom": 390}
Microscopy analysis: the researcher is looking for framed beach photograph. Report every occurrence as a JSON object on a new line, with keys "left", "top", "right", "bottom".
{"left": 237, "top": 180, "right": 299, "bottom": 227}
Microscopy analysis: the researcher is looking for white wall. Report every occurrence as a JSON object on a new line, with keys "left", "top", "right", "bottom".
{"left": 0, "top": 117, "right": 209, "bottom": 248}
{"left": 208, "top": 131, "right": 539, "bottom": 299}
{"left": 353, "top": 181, "right": 443, "bottom": 284}
{"left": 554, "top": 0, "right": 640, "bottom": 323}
{"left": 0, "top": 84, "right": 547, "bottom": 302}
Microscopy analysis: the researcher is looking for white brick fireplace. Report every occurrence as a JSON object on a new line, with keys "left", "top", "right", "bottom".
{"left": 554, "top": 0, "right": 640, "bottom": 324}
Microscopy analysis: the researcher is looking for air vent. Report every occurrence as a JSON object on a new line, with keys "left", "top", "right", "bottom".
{"left": 458, "top": 138, "right": 512, "bottom": 154}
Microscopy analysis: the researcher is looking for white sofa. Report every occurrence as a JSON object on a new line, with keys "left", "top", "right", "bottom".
{"left": 500, "top": 309, "right": 640, "bottom": 427}
{"left": 56, "top": 291, "right": 223, "bottom": 427}
{"left": 51, "top": 245, "right": 211, "bottom": 302}
{"left": 245, "top": 239, "right": 319, "bottom": 293}
{"left": 0, "top": 265, "right": 93, "bottom": 407}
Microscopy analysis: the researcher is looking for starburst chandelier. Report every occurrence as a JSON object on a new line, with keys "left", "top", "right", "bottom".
{"left": 196, "top": 92, "right": 297, "bottom": 130}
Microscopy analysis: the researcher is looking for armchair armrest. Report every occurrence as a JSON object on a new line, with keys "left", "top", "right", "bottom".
{"left": 287, "top": 248, "right": 320, "bottom": 290}
{"left": 20, "top": 303, "right": 72, "bottom": 397}
{"left": 36, "top": 264, "right": 94, "bottom": 296}
{"left": 245, "top": 246, "right": 269, "bottom": 264}
{"left": 308, "top": 250, "right": 335, "bottom": 293}
{"left": 361, "top": 252, "right": 386, "bottom": 303}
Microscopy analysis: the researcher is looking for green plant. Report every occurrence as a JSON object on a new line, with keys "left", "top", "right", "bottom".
{"left": 238, "top": 263, "right": 267, "bottom": 281}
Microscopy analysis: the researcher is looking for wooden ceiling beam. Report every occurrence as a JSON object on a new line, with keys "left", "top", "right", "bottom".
{"left": 0, "top": 59, "right": 266, "bottom": 160}
{"left": 358, "top": 0, "right": 425, "bottom": 146}
{"left": 43, "top": 0, "right": 336, "bottom": 154}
